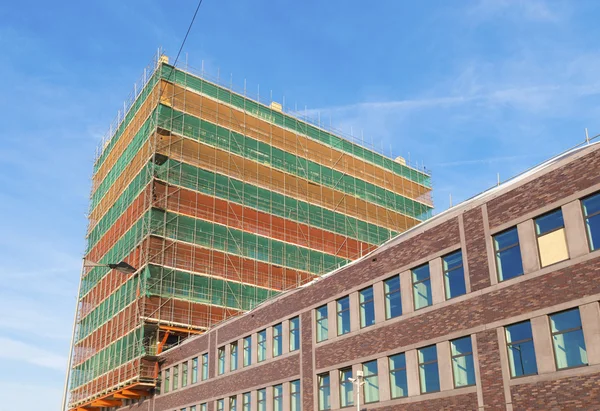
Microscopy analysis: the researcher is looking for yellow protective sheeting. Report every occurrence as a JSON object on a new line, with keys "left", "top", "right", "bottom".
{"left": 538, "top": 228, "right": 569, "bottom": 267}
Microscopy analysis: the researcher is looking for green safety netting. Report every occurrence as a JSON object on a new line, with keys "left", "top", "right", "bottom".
{"left": 153, "top": 209, "right": 349, "bottom": 274}
{"left": 161, "top": 64, "right": 432, "bottom": 188}
{"left": 156, "top": 159, "right": 396, "bottom": 246}
{"left": 77, "top": 275, "right": 139, "bottom": 342}
{"left": 90, "top": 115, "right": 155, "bottom": 211}
{"left": 86, "top": 165, "right": 152, "bottom": 252}
{"left": 145, "top": 264, "right": 276, "bottom": 311}
{"left": 93, "top": 70, "right": 160, "bottom": 173}
{"left": 157, "top": 105, "right": 433, "bottom": 221}
{"left": 71, "top": 327, "right": 145, "bottom": 390}
{"left": 82, "top": 207, "right": 350, "bottom": 298}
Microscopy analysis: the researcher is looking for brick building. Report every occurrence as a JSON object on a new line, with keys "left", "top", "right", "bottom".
{"left": 117, "top": 141, "right": 600, "bottom": 410}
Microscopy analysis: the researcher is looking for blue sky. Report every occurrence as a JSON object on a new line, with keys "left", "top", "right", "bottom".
{"left": 2, "top": 0, "right": 600, "bottom": 409}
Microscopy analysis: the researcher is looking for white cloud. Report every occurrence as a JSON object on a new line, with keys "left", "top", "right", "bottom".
{"left": 0, "top": 337, "right": 66, "bottom": 371}
{"left": 0, "top": 381, "right": 63, "bottom": 411}
{"left": 469, "top": 0, "right": 562, "bottom": 22}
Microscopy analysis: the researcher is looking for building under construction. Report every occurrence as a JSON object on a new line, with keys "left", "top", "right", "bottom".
{"left": 66, "top": 54, "right": 433, "bottom": 410}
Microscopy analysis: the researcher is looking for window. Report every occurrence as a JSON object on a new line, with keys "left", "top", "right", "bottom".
{"left": 173, "top": 364, "right": 179, "bottom": 390}
{"left": 451, "top": 337, "right": 475, "bottom": 387}
{"left": 443, "top": 251, "right": 466, "bottom": 299}
{"left": 257, "top": 388, "right": 267, "bottom": 411}
{"left": 536, "top": 209, "right": 568, "bottom": 267}
{"left": 418, "top": 345, "right": 440, "bottom": 393}
{"left": 359, "top": 287, "right": 375, "bottom": 328}
{"left": 181, "top": 362, "right": 188, "bottom": 387}
{"left": 243, "top": 336, "right": 252, "bottom": 367}
{"left": 229, "top": 396, "right": 237, "bottom": 411}
{"left": 216, "top": 399, "right": 224, "bottom": 411}
{"left": 242, "top": 392, "right": 251, "bottom": 411}
{"left": 412, "top": 263, "right": 432, "bottom": 309}
{"left": 384, "top": 275, "right": 402, "bottom": 319}
{"left": 201, "top": 353, "right": 209, "bottom": 380}
{"left": 318, "top": 373, "right": 331, "bottom": 410}
{"left": 362, "top": 360, "right": 379, "bottom": 403}
{"left": 200, "top": 404, "right": 207, "bottom": 411}
{"left": 316, "top": 305, "right": 329, "bottom": 342}
{"left": 389, "top": 353, "right": 407, "bottom": 398}
{"left": 190, "top": 406, "right": 196, "bottom": 411}
{"left": 191, "top": 357, "right": 198, "bottom": 384}
{"left": 230, "top": 341, "right": 238, "bottom": 371}
{"left": 494, "top": 227, "right": 524, "bottom": 281}
{"left": 290, "top": 317, "right": 300, "bottom": 351}
{"left": 164, "top": 369, "right": 170, "bottom": 394}
{"left": 218, "top": 346, "right": 225, "bottom": 375}
{"left": 583, "top": 192, "right": 600, "bottom": 251}
{"left": 336, "top": 296, "right": 351, "bottom": 335}
{"left": 505, "top": 321, "right": 538, "bottom": 377}
{"left": 273, "top": 384, "right": 284, "bottom": 411}
{"left": 258, "top": 330, "right": 267, "bottom": 362}
{"left": 550, "top": 308, "right": 588, "bottom": 369}
{"left": 273, "top": 323, "right": 283, "bottom": 357}
{"left": 290, "top": 380, "right": 301, "bottom": 411}
{"left": 339, "top": 368, "right": 354, "bottom": 407}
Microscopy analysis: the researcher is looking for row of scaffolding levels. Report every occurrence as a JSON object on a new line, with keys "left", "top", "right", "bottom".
{"left": 69, "top": 55, "right": 433, "bottom": 409}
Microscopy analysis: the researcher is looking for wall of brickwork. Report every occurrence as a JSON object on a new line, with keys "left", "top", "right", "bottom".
{"left": 117, "top": 143, "right": 600, "bottom": 411}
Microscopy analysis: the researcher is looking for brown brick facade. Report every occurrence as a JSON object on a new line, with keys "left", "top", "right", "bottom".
{"left": 118, "top": 143, "right": 600, "bottom": 411}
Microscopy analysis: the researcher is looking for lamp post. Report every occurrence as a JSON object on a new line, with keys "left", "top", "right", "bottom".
{"left": 61, "top": 260, "right": 138, "bottom": 410}
{"left": 348, "top": 370, "right": 365, "bottom": 411}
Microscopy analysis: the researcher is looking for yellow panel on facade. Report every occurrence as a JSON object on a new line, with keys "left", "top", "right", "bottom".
{"left": 538, "top": 228, "right": 569, "bottom": 267}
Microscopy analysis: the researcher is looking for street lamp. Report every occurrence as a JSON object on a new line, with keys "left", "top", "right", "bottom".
{"left": 83, "top": 259, "right": 137, "bottom": 274}
{"left": 348, "top": 370, "right": 365, "bottom": 411}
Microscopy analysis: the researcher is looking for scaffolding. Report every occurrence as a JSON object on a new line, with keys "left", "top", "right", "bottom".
{"left": 66, "top": 52, "right": 434, "bottom": 409}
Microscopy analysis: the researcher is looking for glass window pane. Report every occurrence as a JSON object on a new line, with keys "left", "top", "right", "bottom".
{"left": 290, "top": 317, "right": 300, "bottom": 351}
{"left": 182, "top": 362, "right": 188, "bottom": 387}
{"left": 505, "top": 322, "right": 538, "bottom": 378}
{"left": 418, "top": 346, "right": 440, "bottom": 393}
{"left": 384, "top": 276, "right": 402, "bottom": 319}
{"left": 451, "top": 337, "right": 475, "bottom": 387}
{"left": 360, "top": 287, "right": 375, "bottom": 328}
{"left": 316, "top": 305, "right": 328, "bottom": 342}
{"left": 318, "top": 374, "right": 331, "bottom": 410}
{"left": 243, "top": 336, "right": 252, "bottom": 366}
{"left": 273, "top": 384, "right": 283, "bottom": 411}
{"left": 339, "top": 368, "right": 354, "bottom": 407}
{"left": 218, "top": 347, "right": 225, "bottom": 374}
{"left": 363, "top": 360, "right": 379, "bottom": 403}
{"left": 202, "top": 353, "right": 209, "bottom": 380}
{"left": 337, "top": 297, "right": 350, "bottom": 335}
{"left": 550, "top": 309, "right": 583, "bottom": 332}
{"left": 445, "top": 266, "right": 466, "bottom": 299}
{"left": 583, "top": 193, "right": 600, "bottom": 216}
{"left": 243, "top": 392, "right": 251, "bottom": 411}
{"left": 535, "top": 209, "right": 564, "bottom": 235}
{"left": 550, "top": 309, "right": 588, "bottom": 370}
{"left": 258, "top": 330, "right": 267, "bottom": 362}
{"left": 494, "top": 227, "right": 519, "bottom": 250}
{"left": 191, "top": 357, "right": 198, "bottom": 384}
{"left": 412, "top": 264, "right": 430, "bottom": 282}
{"left": 290, "top": 380, "right": 301, "bottom": 411}
{"left": 273, "top": 323, "right": 283, "bottom": 357}
{"left": 553, "top": 331, "right": 588, "bottom": 369}
{"left": 413, "top": 279, "right": 432, "bottom": 309}
{"left": 258, "top": 389, "right": 267, "bottom": 411}
{"left": 389, "top": 353, "right": 407, "bottom": 399}
{"left": 496, "top": 245, "right": 524, "bottom": 281}
{"left": 443, "top": 251, "right": 463, "bottom": 271}
{"left": 230, "top": 342, "right": 238, "bottom": 371}
{"left": 585, "top": 213, "right": 600, "bottom": 251}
